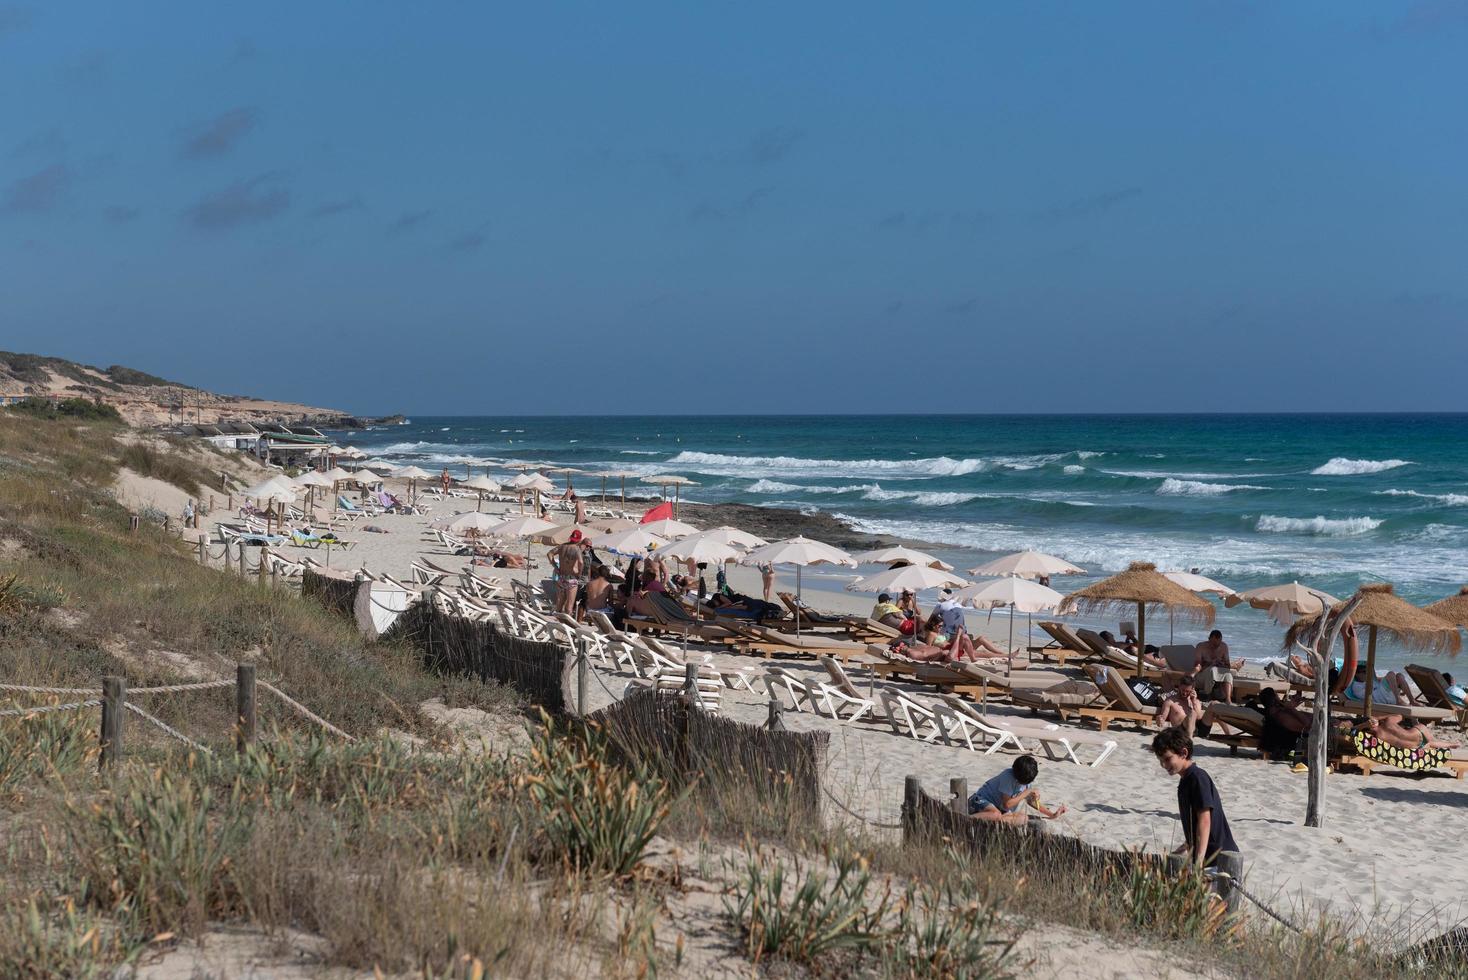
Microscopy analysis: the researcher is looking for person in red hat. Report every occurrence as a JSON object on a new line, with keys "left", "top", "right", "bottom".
{"left": 550, "top": 529, "right": 586, "bottom": 613}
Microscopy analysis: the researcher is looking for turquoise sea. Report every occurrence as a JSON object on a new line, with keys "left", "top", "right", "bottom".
{"left": 333, "top": 414, "right": 1468, "bottom": 668}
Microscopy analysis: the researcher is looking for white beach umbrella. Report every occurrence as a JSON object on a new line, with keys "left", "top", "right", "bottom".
{"left": 395, "top": 465, "right": 432, "bottom": 481}
{"left": 587, "top": 526, "right": 669, "bottom": 557}
{"left": 462, "top": 473, "right": 501, "bottom": 511}
{"left": 653, "top": 536, "right": 742, "bottom": 566}
{"left": 582, "top": 516, "right": 638, "bottom": 533}
{"left": 320, "top": 467, "right": 357, "bottom": 484}
{"left": 487, "top": 514, "right": 560, "bottom": 581}
{"left": 448, "top": 512, "right": 506, "bottom": 535}
{"left": 1163, "top": 571, "right": 1235, "bottom": 597}
{"left": 641, "top": 517, "right": 700, "bottom": 539}
{"left": 1161, "top": 570, "right": 1235, "bottom": 641}
{"left": 953, "top": 577, "right": 1066, "bottom": 675}
{"left": 294, "top": 471, "right": 335, "bottom": 489}
{"left": 337, "top": 446, "right": 367, "bottom": 459}
{"left": 643, "top": 474, "right": 698, "bottom": 518}
{"left": 681, "top": 525, "right": 768, "bottom": 551}
{"left": 595, "top": 470, "right": 640, "bottom": 513}
{"left": 359, "top": 459, "right": 396, "bottom": 473}
{"left": 846, "top": 564, "right": 968, "bottom": 594}
{"left": 741, "top": 536, "right": 857, "bottom": 638}
{"left": 851, "top": 545, "right": 953, "bottom": 571}
{"left": 1225, "top": 581, "right": 1341, "bottom": 627}
{"left": 242, "top": 475, "right": 298, "bottom": 500}
{"left": 967, "top": 550, "right": 1085, "bottom": 579}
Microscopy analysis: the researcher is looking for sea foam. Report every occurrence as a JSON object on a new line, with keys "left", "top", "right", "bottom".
{"left": 1156, "top": 478, "right": 1267, "bottom": 497}
{"left": 1255, "top": 514, "right": 1382, "bottom": 536}
{"left": 1374, "top": 489, "right": 1468, "bottom": 507}
{"left": 1310, "top": 458, "right": 1411, "bottom": 476}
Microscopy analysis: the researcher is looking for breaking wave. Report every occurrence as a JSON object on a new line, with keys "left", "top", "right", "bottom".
{"left": 1311, "top": 458, "right": 1411, "bottom": 476}
{"left": 1255, "top": 515, "right": 1383, "bottom": 536}
{"left": 1157, "top": 479, "right": 1268, "bottom": 497}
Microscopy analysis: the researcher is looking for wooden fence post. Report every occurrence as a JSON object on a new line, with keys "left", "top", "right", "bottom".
{"left": 902, "top": 775, "right": 921, "bottom": 842}
{"left": 197, "top": 534, "right": 206, "bottom": 564}
{"left": 576, "top": 636, "right": 588, "bottom": 718}
{"left": 682, "top": 662, "right": 699, "bottom": 707}
{"left": 949, "top": 777, "right": 969, "bottom": 816}
{"left": 258, "top": 545, "right": 268, "bottom": 585}
{"left": 766, "top": 691, "right": 785, "bottom": 731}
{"left": 100, "top": 675, "right": 125, "bottom": 769}
{"left": 236, "top": 663, "right": 257, "bottom": 752}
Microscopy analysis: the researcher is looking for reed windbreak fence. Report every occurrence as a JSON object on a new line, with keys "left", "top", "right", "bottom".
{"left": 385, "top": 599, "right": 572, "bottom": 714}
{"left": 593, "top": 688, "right": 828, "bottom": 830}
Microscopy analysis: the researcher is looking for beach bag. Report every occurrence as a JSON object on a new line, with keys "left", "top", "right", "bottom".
{"left": 1128, "top": 679, "right": 1162, "bottom": 707}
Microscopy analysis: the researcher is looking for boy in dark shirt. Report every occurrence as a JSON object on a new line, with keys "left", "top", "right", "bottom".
{"left": 1151, "top": 726, "right": 1238, "bottom": 868}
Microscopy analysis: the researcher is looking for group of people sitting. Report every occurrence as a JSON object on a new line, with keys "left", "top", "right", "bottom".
{"left": 872, "top": 588, "right": 1012, "bottom": 662}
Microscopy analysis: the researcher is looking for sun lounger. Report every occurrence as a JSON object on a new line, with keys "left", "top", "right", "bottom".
{"left": 1009, "top": 678, "right": 1108, "bottom": 717}
{"left": 763, "top": 667, "right": 817, "bottom": 712}
{"left": 1028, "top": 621, "right": 1095, "bottom": 666}
{"left": 813, "top": 655, "right": 877, "bottom": 723}
{"left": 1405, "top": 665, "right": 1468, "bottom": 728}
{"left": 725, "top": 622, "right": 870, "bottom": 660}
{"left": 911, "top": 660, "right": 1070, "bottom": 701}
{"left": 1337, "top": 698, "right": 1454, "bottom": 723}
{"left": 937, "top": 694, "right": 1118, "bottom": 766}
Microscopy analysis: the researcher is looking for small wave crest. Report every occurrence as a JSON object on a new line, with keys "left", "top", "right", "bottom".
{"left": 1157, "top": 478, "right": 1267, "bottom": 497}
{"left": 1255, "top": 514, "right": 1382, "bottom": 536}
{"left": 1063, "top": 465, "right": 1086, "bottom": 475}
{"left": 1374, "top": 489, "right": 1468, "bottom": 507}
{"left": 667, "top": 450, "right": 989, "bottom": 479}
{"left": 747, "top": 479, "right": 876, "bottom": 495}
{"left": 620, "top": 450, "right": 660, "bottom": 455}
{"left": 1311, "top": 458, "right": 1411, "bottom": 476}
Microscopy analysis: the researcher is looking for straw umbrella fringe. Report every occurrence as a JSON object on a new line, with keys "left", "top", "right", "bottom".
{"left": 1283, "top": 583, "right": 1460, "bottom": 717}
{"left": 1060, "top": 561, "right": 1215, "bottom": 677}
{"left": 1425, "top": 586, "right": 1468, "bottom": 629}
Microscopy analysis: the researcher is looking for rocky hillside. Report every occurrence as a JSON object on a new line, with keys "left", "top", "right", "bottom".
{"left": 0, "top": 350, "right": 354, "bottom": 428}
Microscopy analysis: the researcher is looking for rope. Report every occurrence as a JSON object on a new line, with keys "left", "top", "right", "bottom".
{"left": 124, "top": 702, "right": 211, "bottom": 753}
{"left": 0, "top": 700, "right": 101, "bottom": 717}
{"left": 0, "top": 684, "right": 95, "bottom": 695}
{"left": 129, "top": 680, "right": 233, "bottom": 695}
{"left": 821, "top": 785, "right": 903, "bottom": 830}
{"left": 258, "top": 681, "right": 355, "bottom": 741}
{"left": 1208, "top": 870, "right": 1303, "bottom": 933}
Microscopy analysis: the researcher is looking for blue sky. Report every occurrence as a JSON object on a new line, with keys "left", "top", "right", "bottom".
{"left": 1, "top": 2, "right": 1465, "bottom": 415}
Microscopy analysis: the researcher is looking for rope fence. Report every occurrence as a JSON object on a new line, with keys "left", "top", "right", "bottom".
{"left": 0, "top": 665, "right": 351, "bottom": 766}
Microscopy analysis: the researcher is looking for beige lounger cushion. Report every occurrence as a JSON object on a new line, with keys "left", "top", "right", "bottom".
{"left": 1011, "top": 679, "right": 1103, "bottom": 709}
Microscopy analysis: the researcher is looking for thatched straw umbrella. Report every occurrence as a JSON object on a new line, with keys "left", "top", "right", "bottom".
{"left": 1284, "top": 583, "right": 1461, "bottom": 716}
{"left": 1060, "top": 561, "right": 1215, "bottom": 677}
{"left": 1426, "top": 586, "right": 1468, "bottom": 630}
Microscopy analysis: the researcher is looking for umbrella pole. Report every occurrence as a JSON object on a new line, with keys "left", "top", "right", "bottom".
{"left": 1007, "top": 605, "right": 1015, "bottom": 678}
{"left": 1363, "top": 626, "right": 1378, "bottom": 718}
{"left": 621, "top": 477, "right": 626, "bottom": 516}
{"left": 1170, "top": 608, "right": 1175, "bottom": 644}
{"left": 796, "top": 565, "right": 802, "bottom": 641}
{"left": 1136, "top": 602, "right": 1146, "bottom": 679}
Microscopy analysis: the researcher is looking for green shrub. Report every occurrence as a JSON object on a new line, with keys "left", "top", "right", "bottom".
{"left": 6, "top": 398, "right": 121, "bottom": 422}
{"left": 0, "top": 709, "right": 97, "bottom": 804}
{"left": 1125, "top": 859, "right": 1228, "bottom": 940}
{"left": 0, "top": 896, "right": 141, "bottom": 979}
{"left": 522, "top": 718, "right": 671, "bottom": 877}
{"left": 724, "top": 847, "right": 891, "bottom": 966}
{"left": 117, "top": 443, "right": 205, "bottom": 496}
{"left": 66, "top": 761, "right": 252, "bottom": 937}
{"left": 888, "top": 881, "right": 1015, "bottom": 979}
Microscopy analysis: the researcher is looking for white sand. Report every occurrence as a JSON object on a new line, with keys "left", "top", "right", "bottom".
{"left": 236, "top": 482, "right": 1468, "bottom": 939}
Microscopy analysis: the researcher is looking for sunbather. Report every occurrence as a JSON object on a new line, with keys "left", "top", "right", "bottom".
{"left": 1156, "top": 675, "right": 1206, "bottom": 736}
{"left": 1194, "top": 630, "right": 1244, "bottom": 703}
{"left": 871, "top": 593, "right": 905, "bottom": 631}
{"left": 1344, "top": 661, "right": 1412, "bottom": 707}
{"left": 1363, "top": 715, "right": 1459, "bottom": 752}
{"left": 1257, "top": 688, "right": 1310, "bottom": 758}
{"left": 967, "top": 755, "right": 1066, "bottom": 826}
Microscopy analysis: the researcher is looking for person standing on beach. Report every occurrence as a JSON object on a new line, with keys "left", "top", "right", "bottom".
{"left": 440, "top": 468, "right": 451, "bottom": 494}
{"left": 759, "top": 562, "right": 775, "bottom": 603}
{"left": 572, "top": 493, "right": 586, "bottom": 525}
{"left": 550, "top": 530, "right": 586, "bottom": 613}
{"left": 1152, "top": 727, "right": 1239, "bottom": 870}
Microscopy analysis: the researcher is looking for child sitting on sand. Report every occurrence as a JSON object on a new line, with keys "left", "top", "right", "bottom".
{"left": 967, "top": 755, "right": 1067, "bottom": 826}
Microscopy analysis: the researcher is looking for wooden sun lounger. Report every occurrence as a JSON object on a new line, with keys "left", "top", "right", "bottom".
{"left": 1028, "top": 621, "right": 1094, "bottom": 667}
{"left": 1405, "top": 665, "right": 1468, "bottom": 728}
{"left": 723, "top": 622, "right": 869, "bottom": 661}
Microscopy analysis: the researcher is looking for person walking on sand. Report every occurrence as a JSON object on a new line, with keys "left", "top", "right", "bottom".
{"left": 1152, "top": 727, "right": 1239, "bottom": 870}
{"left": 572, "top": 493, "right": 586, "bottom": 525}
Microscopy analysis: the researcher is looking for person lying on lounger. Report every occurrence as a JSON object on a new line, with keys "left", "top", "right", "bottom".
{"left": 967, "top": 755, "right": 1066, "bottom": 826}
{"left": 1344, "top": 661, "right": 1413, "bottom": 707}
{"left": 1359, "top": 715, "right": 1459, "bottom": 752}
{"left": 1257, "top": 688, "right": 1310, "bottom": 758}
{"left": 1099, "top": 631, "right": 1168, "bottom": 668}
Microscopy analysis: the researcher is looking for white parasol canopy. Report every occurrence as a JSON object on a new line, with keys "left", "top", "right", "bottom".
{"left": 847, "top": 564, "right": 968, "bottom": 594}
{"left": 967, "top": 550, "right": 1085, "bottom": 579}
{"left": 953, "top": 576, "right": 1066, "bottom": 675}
{"left": 294, "top": 471, "right": 335, "bottom": 489}
{"left": 641, "top": 518, "right": 700, "bottom": 539}
{"left": 1224, "top": 580, "right": 1340, "bottom": 627}
{"left": 851, "top": 546, "right": 953, "bottom": 571}
{"left": 242, "top": 475, "right": 299, "bottom": 500}
{"left": 741, "top": 536, "right": 857, "bottom": 638}
{"left": 462, "top": 475, "right": 501, "bottom": 492}
{"left": 588, "top": 526, "right": 669, "bottom": 556}
{"left": 395, "top": 465, "right": 433, "bottom": 481}
{"left": 681, "top": 525, "right": 768, "bottom": 550}
{"left": 1163, "top": 571, "right": 1235, "bottom": 596}
{"left": 653, "top": 536, "right": 742, "bottom": 565}
{"left": 448, "top": 512, "right": 506, "bottom": 534}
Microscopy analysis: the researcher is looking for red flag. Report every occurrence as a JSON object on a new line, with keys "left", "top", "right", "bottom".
{"left": 640, "top": 501, "right": 673, "bottom": 524}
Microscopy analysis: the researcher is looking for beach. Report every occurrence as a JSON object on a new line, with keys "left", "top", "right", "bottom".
{"left": 239, "top": 474, "right": 1468, "bottom": 941}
